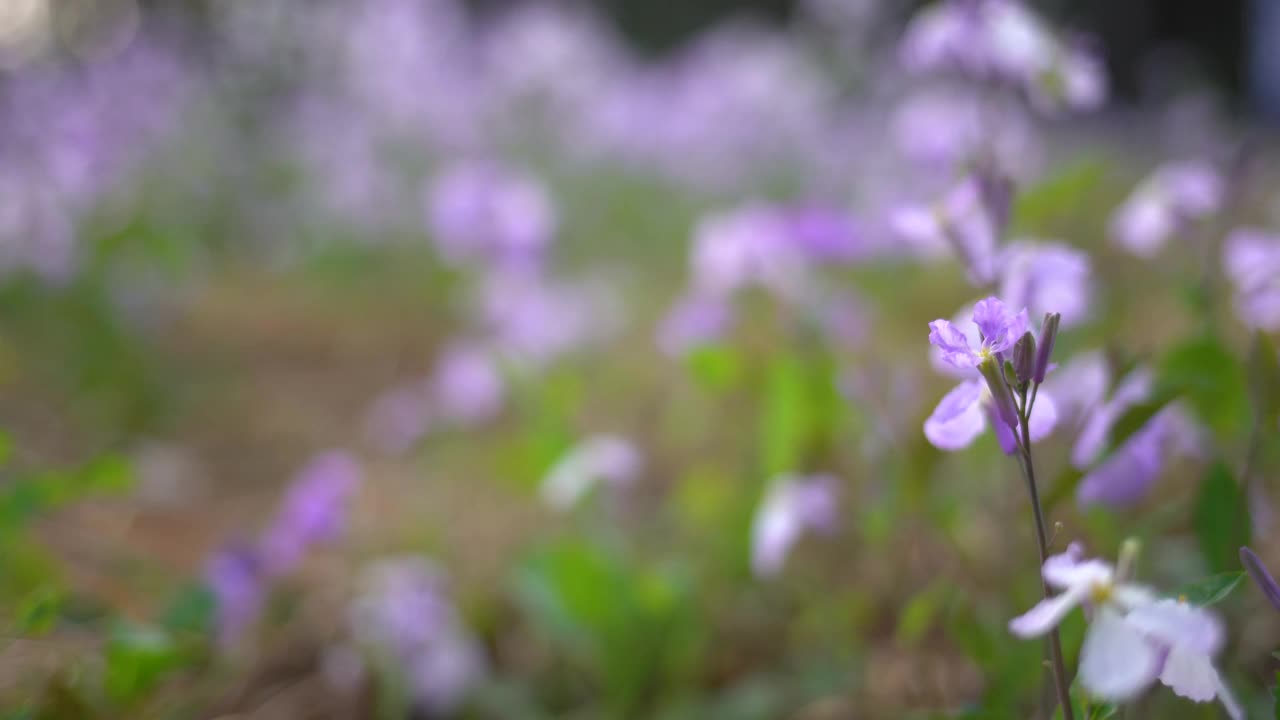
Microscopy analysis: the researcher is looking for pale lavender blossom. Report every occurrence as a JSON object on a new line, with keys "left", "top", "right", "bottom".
{"left": 1040, "top": 350, "right": 1110, "bottom": 425}
{"left": 540, "top": 435, "right": 642, "bottom": 511}
{"left": 890, "top": 176, "right": 998, "bottom": 284}
{"left": 998, "top": 241, "right": 1092, "bottom": 327}
{"left": 891, "top": 88, "right": 1040, "bottom": 176}
{"left": 1070, "top": 368, "right": 1153, "bottom": 469}
{"left": 364, "top": 380, "right": 434, "bottom": 455}
{"left": 657, "top": 292, "right": 733, "bottom": 357}
{"left": 349, "top": 558, "right": 485, "bottom": 713}
{"left": 427, "top": 161, "right": 557, "bottom": 271}
{"left": 751, "top": 474, "right": 839, "bottom": 578}
{"left": 260, "top": 451, "right": 363, "bottom": 576}
{"left": 1076, "top": 407, "right": 1197, "bottom": 508}
{"left": 925, "top": 298, "right": 1060, "bottom": 451}
{"left": 431, "top": 342, "right": 505, "bottom": 426}
{"left": 1222, "top": 227, "right": 1280, "bottom": 331}
{"left": 781, "top": 206, "right": 865, "bottom": 262}
{"left": 690, "top": 204, "right": 806, "bottom": 298}
{"left": 475, "top": 270, "right": 618, "bottom": 368}
{"left": 1110, "top": 161, "right": 1223, "bottom": 257}
{"left": 901, "top": 1, "right": 1106, "bottom": 114}
{"left": 1009, "top": 542, "right": 1240, "bottom": 717}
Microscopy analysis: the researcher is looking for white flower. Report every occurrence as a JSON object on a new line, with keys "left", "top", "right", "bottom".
{"left": 540, "top": 434, "right": 641, "bottom": 511}
{"left": 750, "top": 474, "right": 838, "bottom": 578}
{"left": 1009, "top": 543, "right": 1159, "bottom": 701}
{"left": 1009, "top": 543, "right": 1242, "bottom": 718}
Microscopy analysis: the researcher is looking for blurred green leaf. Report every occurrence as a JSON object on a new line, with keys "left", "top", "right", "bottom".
{"left": 160, "top": 584, "right": 216, "bottom": 635}
{"left": 686, "top": 346, "right": 742, "bottom": 392}
{"left": 1250, "top": 332, "right": 1280, "bottom": 426}
{"left": 103, "top": 622, "right": 183, "bottom": 706}
{"left": 1171, "top": 572, "right": 1245, "bottom": 606}
{"left": 1158, "top": 337, "right": 1250, "bottom": 438}
{"left": 895, "top": 585, "right": 945, "bottom": 647}
{"left": 1193, "top": 463, "right": 1251, "bottom": 574}
{"left": 12, "top": 587, "right": 62, "bottom": 636}
{"left": 1012, "top": 158, "right": 1106, "bottom": 232}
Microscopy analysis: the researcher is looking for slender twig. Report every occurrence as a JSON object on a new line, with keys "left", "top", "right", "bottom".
{"left": 1017, "top": 400, "right": 1075, "bottom": 720}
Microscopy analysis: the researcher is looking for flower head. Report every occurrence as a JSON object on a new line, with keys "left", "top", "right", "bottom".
{"left": 427, "top": 160, "right": 557, "bottom": 271}
{"left": 751, "top": 474, "right": 839, "bottom": 578}
{"left": 540, "top": 435, "right": 642, "bottom": 511}
{"left": 1222, "top": 228, "right": 1280, "bottom": 331}
{"left": 260, "top": 451, "right": 362, "bottom": 576}
{"left": 1110, "top": 161, "right": 1223, "bottom": 258}
{"left": 929, "top": 296, "right": 1028, "bottom": 370}
{"left": 1010, "top": 542, "right": 1240, "bottom": 716}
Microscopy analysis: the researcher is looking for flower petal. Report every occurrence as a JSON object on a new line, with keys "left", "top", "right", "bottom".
{"left": 924, "top": 380, "right": 987, "bottom": 450}
{"left": 928, "top": 319, "right": 979, "bottom": 369}
{"left": 971, "top": 296, "right": 1012, "bottom": 350}
{"left": 1027, "top": 389, "right": 1059, "bottom": 441}
{"left": 1077, "top": 608, "right": 1161, "bottom": 702}
{"left": 1041, "top": 542, "right": 1114, "bottom": 590}
{"left": 1009, "top": 585, "right": 1088, "bottom": 638}
{"left": 1157, "top": 646, "right": 1220, "bottom": 703}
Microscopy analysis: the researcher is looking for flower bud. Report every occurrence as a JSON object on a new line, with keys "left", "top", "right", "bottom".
{"left": 1012, "top": 331, "right": 1036, "bottom": 385}
{"left": 978, "top": 356, "right": 1019, "bottom": 430}
{"left": 1115, "top": 537, "right": 1141, "bottom": 582}
{"left": 1032, "top": 312, "right": 1060, "bottom": 384}
{"left": 1241, "top": 547, "right": 1280, "bottom": 612}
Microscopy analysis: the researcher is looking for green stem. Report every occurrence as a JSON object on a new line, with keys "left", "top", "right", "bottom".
{"left": 1017, "top": 403, "right": 1075, "bottom": 720}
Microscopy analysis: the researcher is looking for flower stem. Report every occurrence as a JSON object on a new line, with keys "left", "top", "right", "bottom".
{"left": 1017, "top": 410, "right": 1075, "bottom": 720}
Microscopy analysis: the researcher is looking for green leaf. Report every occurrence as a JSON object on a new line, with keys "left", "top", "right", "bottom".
{"left": 160, "top": 584, "right": 216, "bottom": 635}
{"left": 13, "top": 587, "right": 62, "bottom": 636}
{"left": 1011, "top": 158, "right": 1106, "bottom": 232}
{"left": 1250, "top": 332, "right": 1280, "bottom": 426}
{"left": 895, "top": 586, "right": 945, "bottom": 647}
{"left": 685, "top": 346, "right": 742, "bottom": 392}
{"left": 103, "top": 622, "right": 182, "bottom": 706}
{"left": 1171, "top": 572, "right": 1245, "bottom": 606}
{"left": 1158, "top": 338, "right": 1250, "bottom": 438}
{"left": 1194, "top": 463, "right": 1251, "bottom": 573}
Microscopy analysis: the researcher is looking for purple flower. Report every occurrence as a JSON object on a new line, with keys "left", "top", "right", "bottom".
{"left": 690, "top": 204, "right": 805, "bottom": 298}
{"left": 1076, "top": 406, "right": 1201, "bottom": 508}
{"left": 1041, "top": 350, "right": 1111, "bottom": 425}
{"left": 540, "top": 434, "right": 642, "bottom": 511}
{"left": 205, "top": 543, "right": 266, "bottom": 647}
{"left": 260, "top": 451, "right": 362, "bottom": 576}
{"left": 364, "top": 380, "right": 435, "bottom": 455}
{"left": 890, "top": 176, "right": 999, "bottom": 284}
{"left": 427, "top": 160, "right": 557, "bottom": 271}
{"left": 349, "top": 558, "right": 485, "bottom": 713}
{"left": 929, "top": 297, "right": 1028, "bottom": 370}
{"left": 891, "top": 88, "right": 1040, "bottom": 176}
{"left": 1110, "top": 161, "right": 1223, "bottom": 258}
{"left": 751, "top": 474, "right": 839, "bottom": 578}
{"left": 475, "top": 270, "right": 618, "bottom": 368}
{"left": 1070, "top": 367, "right": 1153, "bottom": 469}
{"left": 1241, "top": 547, "right": 1280, "bottom": 612}
{"left": 1222, "top": 227, "right": 1280, "bottom": 331}
{"left": 657, "top": 292, "right": 733, "bottom": 357}
{"left": 998, "top": 241, "right": 1092, "bottom": 328}
{"left": 780, "top": 206, "right": 864, "bottom": 262}
{"left": 925, "top": 298, "right": 1060, "bottom": 451}
{"left": 431, "top": 342, "right": 505, "bottom": 426}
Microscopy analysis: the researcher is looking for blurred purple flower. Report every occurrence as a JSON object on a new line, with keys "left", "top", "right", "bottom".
{"left": 432, "top": 342, "right": 505, "bottom": 426}
{"left": 541, "top": 434, "right": 642, "bottom": 511}
{"left": 890, "top": 176, "right": 999, "bottom": 284}
{"left": 1110, "top": 161, "right": 1223, "bottom": 258}
{"left": 475, "top": 270, "right": 618, "bottom": 368}
{"left": 998, "top": 241, "right": 1092, "bottom": 328}
{"left": 260, "top": 451, "right": 362, "bottom": 576}
{"left": 691, "top": 204, "right": 804, "bottom": 298}
{"left": 427, "top": 160, "right": 557, "bottom": 271}
{"left": 751, "top": 473, "right": 839, "bottom": 578}
{"left": 781, "top": 206, "right": 865, "bottom": 262}
{"left": 1041, "top": 350, "right": 1110, "bottom": 425}
{"left": 1222, "top": 227, "right": 1280, "bottom": 331}
{"left": 1077, "top": 406, "right": 1201, "bottom": 508}
{"left": 364, "top": 380, "right": 434, "bottom": 455}
{"left": 349, "top": 558, "right": 485, "bottom": 713}
{"left": 657, "top": 292, "right": 733, "bottom": 357}
{"left": 891, "top": 88, "right": 1040, "bottom": 176}
{"left": 1070, "top": 368, "right": 1152, "bottom": 469}
{"left": 205, "top": 543, "right": 267, "bottom": 647}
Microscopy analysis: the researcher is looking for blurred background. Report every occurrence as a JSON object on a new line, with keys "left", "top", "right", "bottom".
{"left": 0, "top": 0, "right": 1277, "bottom": 718}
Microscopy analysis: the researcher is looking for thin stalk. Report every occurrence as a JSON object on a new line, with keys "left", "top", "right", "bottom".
{"left": 1017, "top": 407, "right": 1075, "bottom": 720}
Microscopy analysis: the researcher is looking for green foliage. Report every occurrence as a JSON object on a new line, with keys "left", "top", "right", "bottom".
{"left": 1157, "top": 337, "right": 1250, "bottom": 440}
{"left": 1193, "top": 463, "right": 1251, "bottom": 574}
{"left": 1171, "top": 572, "right": 1245, "bottom": 606}
{"left": 103, "top": 622, "right": 187, "bottom": 707}
{"left": 515, "top": 540, "right": 705, "bottom": 716}
{"left": 1011, "top": 158, "right": 1107, "bottom": 233}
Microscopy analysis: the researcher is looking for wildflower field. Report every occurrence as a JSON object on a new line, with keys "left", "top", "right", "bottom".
{"left": 0, "top": 0, "right": 1278, "bottom": 718}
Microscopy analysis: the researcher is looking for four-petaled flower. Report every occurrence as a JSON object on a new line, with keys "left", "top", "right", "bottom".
{"left": 1010, "top": 543, "right": 1241, "bottom": 718}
